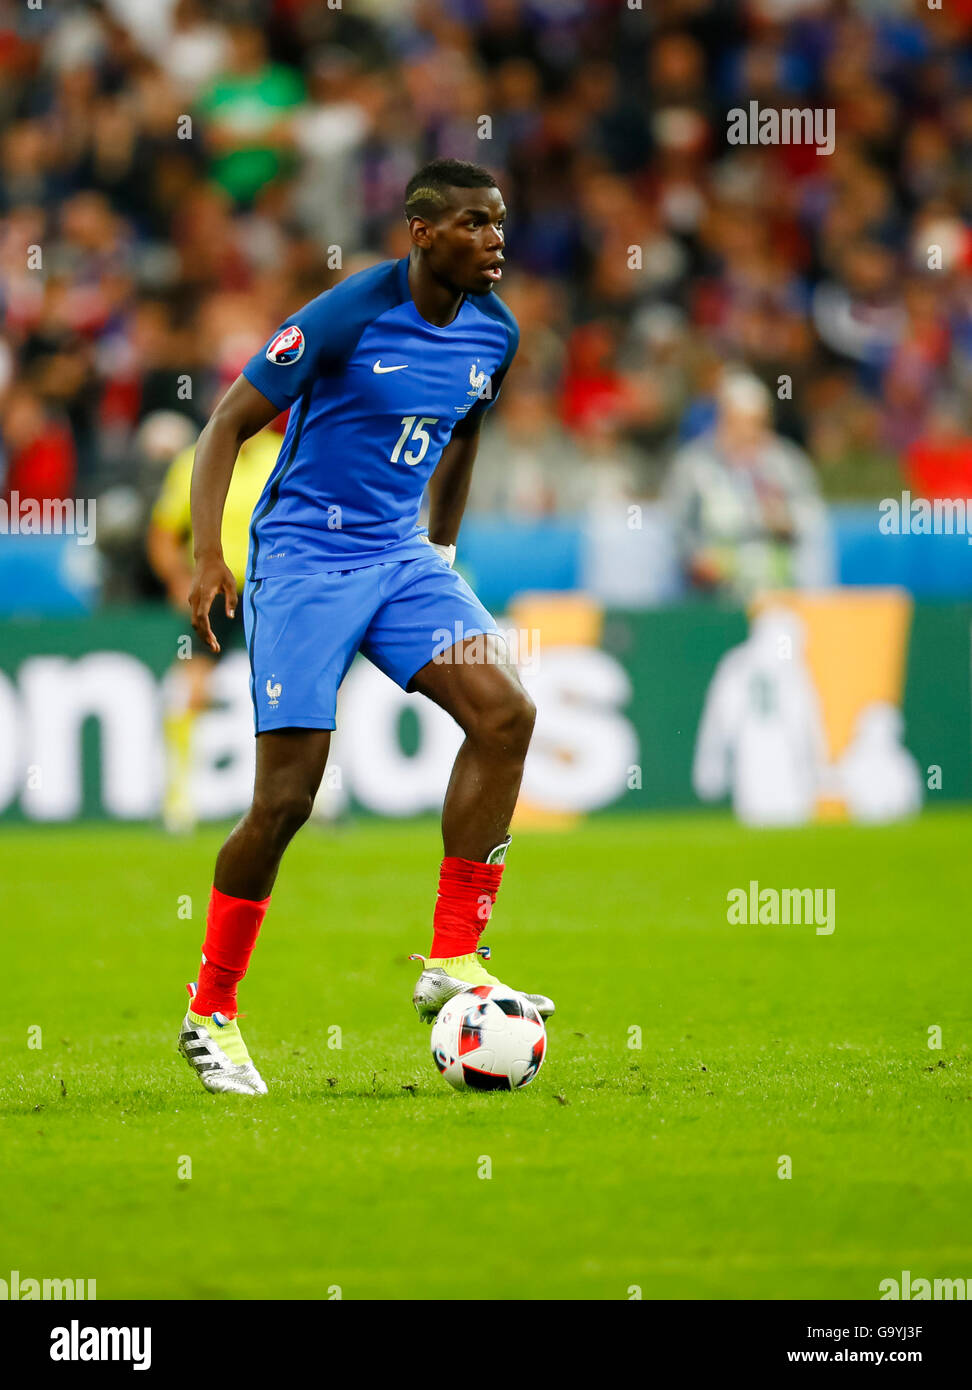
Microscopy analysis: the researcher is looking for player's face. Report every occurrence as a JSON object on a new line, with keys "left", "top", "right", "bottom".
{"left": 426, "top": 186, "right": 507, "bottom": 295}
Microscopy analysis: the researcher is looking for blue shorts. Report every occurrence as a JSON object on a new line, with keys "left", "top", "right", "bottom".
{"left": 243, "top": 550, "right": 499, "bottom": 732}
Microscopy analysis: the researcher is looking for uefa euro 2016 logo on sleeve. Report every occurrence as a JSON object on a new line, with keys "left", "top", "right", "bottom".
{"left": 266, "top": 325, "right": 305, "bottom": 365}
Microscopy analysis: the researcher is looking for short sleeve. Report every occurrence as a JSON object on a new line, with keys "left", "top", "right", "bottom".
{"left": 241, "top": 294, "right": 346, "bottom": 412}
{"left": 240, "top": 262, "right": 404, "bottom": 412}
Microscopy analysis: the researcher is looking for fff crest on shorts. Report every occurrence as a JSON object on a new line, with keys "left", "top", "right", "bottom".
{"left": 266, "top": 325, "right": 305, "bottom": 365}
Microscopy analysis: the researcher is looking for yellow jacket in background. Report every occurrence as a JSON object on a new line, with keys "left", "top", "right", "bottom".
{"left": 151, "top": 429, "right": 282, "bottom": 590}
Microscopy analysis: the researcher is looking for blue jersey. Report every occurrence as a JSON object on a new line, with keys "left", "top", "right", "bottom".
{"left": 240, "top": 255, "right": 518, "bottom": 578}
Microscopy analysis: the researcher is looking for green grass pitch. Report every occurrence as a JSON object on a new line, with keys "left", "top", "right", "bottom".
{"left": 2, "top": 810, "right": 969, "bottom": 1300}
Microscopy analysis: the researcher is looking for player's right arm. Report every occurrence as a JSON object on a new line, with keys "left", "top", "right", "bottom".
{"left": 189, "top": 375, "right": 280, "bottom": 652}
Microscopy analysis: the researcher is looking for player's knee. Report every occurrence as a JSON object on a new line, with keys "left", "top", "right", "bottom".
{"left": 475, "top": 687, "right": 536, "bottom": 758}
{"left": 251, "top": 787, "right": 315, "bottom": 846}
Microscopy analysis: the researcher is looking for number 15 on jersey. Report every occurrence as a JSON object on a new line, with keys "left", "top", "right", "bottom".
{"left": 390, "top": 416, "right": 438, "bottom": 466}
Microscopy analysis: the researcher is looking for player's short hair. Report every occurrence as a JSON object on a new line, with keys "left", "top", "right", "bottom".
{"left": 404, "top": 159, "right": 498, "bottom": 223}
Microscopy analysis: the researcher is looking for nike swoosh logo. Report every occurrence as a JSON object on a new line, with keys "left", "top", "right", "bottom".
{"left": 373, "top": 361, "right": 408, "bottom": 374}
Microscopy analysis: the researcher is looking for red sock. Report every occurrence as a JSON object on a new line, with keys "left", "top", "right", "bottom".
{"left": 429, "top": 857, "right": 505, "bottom": 959}
{"left": 191, "top": 887, "right": 270, "bottom": 1019}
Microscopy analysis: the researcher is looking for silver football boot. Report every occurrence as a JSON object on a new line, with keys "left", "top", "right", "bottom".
{"left": 178, "top": 984, "right": 268, "bottom": 1095}
{"left": 411, "top": 946, "right": 555, "bottom": 1024}
{"left": 411, "top": 836, "right": 555, "bottom": 1024}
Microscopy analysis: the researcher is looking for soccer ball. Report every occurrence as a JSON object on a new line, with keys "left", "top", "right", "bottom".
{"left": 430, "top": 985, "right": 546, "bottom": 1092}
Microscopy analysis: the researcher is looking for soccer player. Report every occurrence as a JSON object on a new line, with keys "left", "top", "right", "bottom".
{"left": 179, "top": 159, "right": 554, "bottom": 1095}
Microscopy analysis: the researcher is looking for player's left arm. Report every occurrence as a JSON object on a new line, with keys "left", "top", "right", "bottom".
{"left": 427, "top": 414, "right": 482, "bottom": 550}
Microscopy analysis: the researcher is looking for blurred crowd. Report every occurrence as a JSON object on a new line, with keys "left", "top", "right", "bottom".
{"left": 1, "top": 0, "right": 972, "bottom": 602}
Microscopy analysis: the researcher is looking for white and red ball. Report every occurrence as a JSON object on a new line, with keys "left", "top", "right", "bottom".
{"left": 430, "top": 985, "right": 546, "bottom": 1092}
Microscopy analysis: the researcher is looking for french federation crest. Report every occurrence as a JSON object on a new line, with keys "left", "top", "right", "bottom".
{"left": 467, "top": 362, "right": 490, "bottom": 399}
{"left": 266, "top": 325, "right": 305, "bottom": 365}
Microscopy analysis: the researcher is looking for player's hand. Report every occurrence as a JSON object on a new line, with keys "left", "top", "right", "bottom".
{"left": 189, "top": 555, "right": 238, "bottom": 654}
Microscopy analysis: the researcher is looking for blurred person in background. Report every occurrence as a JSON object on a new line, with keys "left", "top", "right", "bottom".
{"left": 147, "top": 418, "right": 282, "bottom": 832}
{"left": 805, "top": 376, "right": 900, "bottom": 501}
{"left": 0, "top": 385, "right": 76, "bottom": 506}
{"left": 880, "top": 274, "right": 953, "bottom": 453}
{"left": 811, "top": 240, "right": 903, "bottom": 390}
{"left": 289, "top": 47, "right": 371, "bottom": 255}
{"left": 559, "top": 319, "right": 640, "bottom": 436}
{"left": 906, "top": 395, "right": 972, "bottom": 502}
{"left": 664, "top": 372, "right": 831, "bottom": 602}
{"left": 196, "top": 21, "right": 305, "bottom": 211}
{"left": 159, "top": 0, "right": 231, "bottom": 101}
{"left": 467, "top": 381, "right": 585, "bottom": 515}
{"left": 16, "top": 273, "right": 100, "bottom": 484}
{"left": 571, "top": 412, "right": 653, "bottom": 509}
{"left": 95, "top": 409, "right": 198, "bottom": 604}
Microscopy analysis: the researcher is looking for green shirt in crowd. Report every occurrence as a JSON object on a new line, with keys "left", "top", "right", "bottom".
{"left": 199, "top": 65, "right": 305, "bottom": 205}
